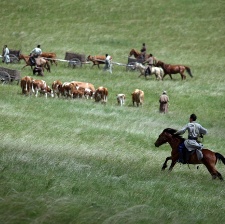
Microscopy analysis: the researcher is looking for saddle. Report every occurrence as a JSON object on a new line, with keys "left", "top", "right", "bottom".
{"left": 178, "top": 143, "right": 195, "bottom": 164}
{"left": 29, "top": 57, "right": 36, "bottom": 66}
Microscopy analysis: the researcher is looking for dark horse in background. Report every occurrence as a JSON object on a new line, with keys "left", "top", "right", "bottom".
{"left": 129, "top": 49, "right": 151, "bottom": 60}
{"left": 155, "top": 60, "right": 193, "bottom": 80}
{"left": 155, "top": 128, "right": 225, "bottom": 180}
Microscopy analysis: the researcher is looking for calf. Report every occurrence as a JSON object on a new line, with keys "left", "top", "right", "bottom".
{"left": 32, "top": 79, "right": 53, "bottom": 98}
{"left": 131, "top": 89, "right": 144, "bottom": 107}
{"left": 86, "top": 55, "right": 106, "bottom": 68}
{"left": 52, "top": 80, "right": 62, "bottom": 98}
{"left": 20, "top": 76, "right": 33, "bottom": 95}
{"left": 94, "top": 86, "right": 108, "bottom": 103}
{"left": 116, "top": 94, "right": 126, "bottom": 106}
{"left": 59, "top": 82, "right": 75, "bottom": 98}
{"left": 70, "top": 81, "right": 95, "bottom": 99}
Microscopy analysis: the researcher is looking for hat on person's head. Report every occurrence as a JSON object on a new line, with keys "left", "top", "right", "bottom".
{"left": 163, "top": 91, "right": 167, "bottom": 94}
{"left": 106, "top": 54, "right": 108, "bottom": 57}
{"left": 37, "top": 45, "right": 41, "bottom": 48}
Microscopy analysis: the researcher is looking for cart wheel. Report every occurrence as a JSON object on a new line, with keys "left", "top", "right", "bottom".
{"left": 0, "top": 71, "right": 11, "bottom": 84}
{"left": 68, "top": 58, "right": 82, "bottom": 68}
{"left": 126, "top": 62, "right": 136, "bottom": 71}
{"left": 9, "top": 54, "right": 19, "bottom": 64}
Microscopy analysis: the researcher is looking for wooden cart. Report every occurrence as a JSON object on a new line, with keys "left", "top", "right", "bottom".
{"left": 64, "top": 52, "right": 87, "bottom": 68}
{"left": 0, "top": 67, "right": 21, "bottom": 85}
{"left": 126, "top": 57, "right": 144, "bottom": 71}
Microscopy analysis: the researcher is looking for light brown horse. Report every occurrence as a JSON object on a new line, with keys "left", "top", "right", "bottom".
{"left": 155, "top": 128, "right": 225, "bottom": 180}
{"left": 40, "top": 52, "right": 57, "bottom": 66}
{"left": 19, "top": 54, "right": 51, "bottom": 72}
{"left": 129, "top": 49, "right": 150, "bottom": 60}
{"left": 155, "top": 60, "right": 193, "bottom": 80}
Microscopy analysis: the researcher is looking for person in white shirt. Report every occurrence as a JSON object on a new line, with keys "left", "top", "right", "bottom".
{"left": 104, "top": 54, "right": 112, "bottom": 73}
{"left": 30, "top": 45, "right": 42, "bottom": 57}
{"left": 3, "top": 45, "right": 10, "bottom": 64}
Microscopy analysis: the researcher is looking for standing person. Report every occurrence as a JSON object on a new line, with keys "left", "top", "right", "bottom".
{"left": 175, "top": 114, "right": 208, "bottom": 162}
{"left": 3, "top": 45, "right": 10, "bottom": 64}
{"left": 104, "top": 54, "right": 112, "bottom": 74}
{"left": 143, "top": 53, "right": 154, "bottom": 75}
{"left": 159, "top": 91, "right": 169, "bottom": 113}
{"left": 140, "top": 43, "right": 146, "bottom": 59}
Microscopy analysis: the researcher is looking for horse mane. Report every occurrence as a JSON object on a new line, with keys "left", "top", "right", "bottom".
{"left": 163, "top": 128, "right": 185, "bottom": 141}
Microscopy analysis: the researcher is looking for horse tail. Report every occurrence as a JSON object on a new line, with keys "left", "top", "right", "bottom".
{"left": 215, "top": 153, "right": 225, "bottom": 165}
{"left": 185, "top": 66, "right": 193, "bottom": 78}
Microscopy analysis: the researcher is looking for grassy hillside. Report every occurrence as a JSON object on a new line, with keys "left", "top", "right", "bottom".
{"left": 0, "top": 0, "right": 225, "bottom": 223}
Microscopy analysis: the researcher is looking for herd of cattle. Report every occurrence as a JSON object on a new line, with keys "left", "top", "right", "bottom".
{"left": 20, "top": 76, "right": 144, "bottom": 107}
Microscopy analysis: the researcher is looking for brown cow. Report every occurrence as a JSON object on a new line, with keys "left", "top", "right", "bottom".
{"left": 70, "top": 81, "right": 95, "bottom": 99}
{"left": 52, "top": 80, "right": 63, "bottom": 98}
{"left": 94, "top": 86, "right": 108, "bottom": 103}
{"left": 20, "top": 76, "right": 33, "bottom": 95}
{"left": 40, "top": 52, "right": 57, "bottom": 66}
{"left": 59, "top": 82, "right": 75, "bottom": 98}
{"left": 131, "top": 89, "right": 144, "bottom": 107}
{"left": 32, "top": 79, "right": 53, "bottom": 98}
{"left": 86, "top": 55, "right": 106, "bottom": 68}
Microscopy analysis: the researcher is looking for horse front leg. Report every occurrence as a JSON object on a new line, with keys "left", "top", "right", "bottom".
{"left": 162, "top": 156, "right": 172, "bottom": 170}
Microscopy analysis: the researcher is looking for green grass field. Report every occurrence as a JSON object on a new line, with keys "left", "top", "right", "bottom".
{"left": 1, "top": 0, "right": 225, "bottom": 223}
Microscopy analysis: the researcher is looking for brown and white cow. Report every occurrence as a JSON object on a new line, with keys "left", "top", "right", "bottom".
{"left": 131, "top": 89, "right": 144, "bottom": 107}
{"left": 59, "top": 82, "right": 75, "bottom": 98}
{"left": 86, "top": 55, "right": 106, "bottom": 68}
{"left": 52, "top": 80, "right": 62, "bottom": 98}
{"left": 70, "top": 81, "right": 95, "bottom": 99}
{"left": 32, "top": 79, "right": 53, "bottom": 98}
{"left": 94, "top": 86, "right": 108, "bottom": 103}
{"left": 116, "top": 94, "right": 126, "bottom": 106}
{"left": 20, "top": 76, "right": 33, "bottom": 95}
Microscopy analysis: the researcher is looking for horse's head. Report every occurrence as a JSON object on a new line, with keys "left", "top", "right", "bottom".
{"left": 155, "top": 128, "right": 181, "bottom": 147}
{"left": 86, "top": 55, "right": 91, "bottom": 61}
{"left": 135, "top": 62, "right": 145, "bottom": 69}
{"left": 129, "top": 49, "right": 140, "bottom": 58}
{"left": 155, "top": 60, "right": 165, "bottom": 67}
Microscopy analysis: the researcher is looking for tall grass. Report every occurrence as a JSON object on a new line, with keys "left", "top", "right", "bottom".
{"left": 0, "top": 0, "right": 225, "bottom": 223}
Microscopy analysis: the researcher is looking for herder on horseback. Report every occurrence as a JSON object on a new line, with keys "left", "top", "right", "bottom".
{"left": 175, "top": 114, "right": 207, "bottom": 163}
{"left": 30, "top": 44, "right": 42, "bottom": 66}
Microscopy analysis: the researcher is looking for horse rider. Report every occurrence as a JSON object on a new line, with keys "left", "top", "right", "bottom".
{"left": 175, "top": 113, "right": 208, "bottom": 163}
{"left": 143, "top": 53, "right": 154, "bottom": 75}
{"left": 104, "top": 54, "right": 112, "bottom": 74}
{"left": 2, "top": 45, "right": 10, "bottom": 64}
{"left": 30, "top": 44, "right": 42, "bottom": 65}
{"left": 140, "top": 43, "right": 146, "bottom": 59}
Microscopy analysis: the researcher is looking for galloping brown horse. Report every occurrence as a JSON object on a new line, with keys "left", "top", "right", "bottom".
{"left": 155, "top": 60, "right": 193, "bottom": 80}
{"left": 19, "top": 54, "right": 51, "bottom": 72}
{"left": 129, "top": 49, "right": 150, "bottom": 60}
{"left": 40, "top": 52, "right": 57, "bottom": 66}
{"left": 155, "top": 128, "right": 225, "bottom": 180}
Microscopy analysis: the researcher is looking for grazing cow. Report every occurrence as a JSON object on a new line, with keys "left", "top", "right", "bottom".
{"left": 94, "top": 86, "right": 108, "bottom": 103}
{"left": 40, "top": 52, "right": 57, "bottom": 66}
{"left": 86, "top": 55, "right": 106, "bottom": 68}
{"left": 52, "top": 80, "right": 63, "bottom": 98}
{"left": 59, "top": 82, "right": 75, "bottom": 98}
{"left": 70, "top": 81, "right": 95, "bottom": 99}
{"left": 32, "top": 79, "right": 53, "bottom": 98}
{"left": 20, "top": 76, "right": 33, "bottom": 95}
{"left": 131, "top": 89, "right": 144, "bottom": 107}
{"left": 72, "top": 88, "right": 85, "bottom": 98}
{"left": 116, "top": 94, "right": 126, "bottom": 106}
